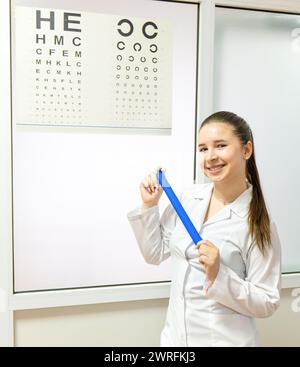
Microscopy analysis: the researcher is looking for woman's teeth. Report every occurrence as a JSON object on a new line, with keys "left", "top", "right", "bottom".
{"left": 208, "top": 165, "right": 224, "bottom": 173}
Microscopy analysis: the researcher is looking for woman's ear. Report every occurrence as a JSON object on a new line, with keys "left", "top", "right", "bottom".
{"left": 243, "top": 141, "right": 253, "bottom": 160}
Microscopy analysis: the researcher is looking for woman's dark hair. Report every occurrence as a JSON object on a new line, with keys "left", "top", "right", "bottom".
{"left": 199, "top": 111, "right": 271, "bottom": 254}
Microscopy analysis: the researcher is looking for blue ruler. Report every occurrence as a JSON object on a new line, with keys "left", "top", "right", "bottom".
{"left": 156, "top": 169, "right": 202, "bottom": 245}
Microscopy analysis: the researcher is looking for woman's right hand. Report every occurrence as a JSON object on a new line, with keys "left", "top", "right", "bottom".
{"left": 139, "top": 166, "right": 166, "bottom": 208}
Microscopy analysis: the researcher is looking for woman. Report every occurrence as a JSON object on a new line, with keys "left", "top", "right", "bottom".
{"left": 127, "top": 111, "right": 281, "bottom": 347}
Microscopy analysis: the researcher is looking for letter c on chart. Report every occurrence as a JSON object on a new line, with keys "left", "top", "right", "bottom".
{"left": 149, "top": 44, "right": 158, "bottom": 53}
{"left": 117, "top": 19, "right": 134, "bottom": 37}
{"left": 133, "top": 43, "right": 142, "bottom": 52}
{"left": 142, "top": 21, "right": 158, "bottom": 39}
{"left": 117, "top": 41, "right": 125, "bottom": 50}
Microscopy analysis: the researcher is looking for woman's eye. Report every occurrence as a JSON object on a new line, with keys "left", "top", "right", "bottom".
{"left": 198, "top": 145, "right": 226, "bottom": 152}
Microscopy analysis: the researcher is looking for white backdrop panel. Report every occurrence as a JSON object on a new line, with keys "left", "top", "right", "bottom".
{"left": 12, "top": 0, "right": 199, "bottom": 291}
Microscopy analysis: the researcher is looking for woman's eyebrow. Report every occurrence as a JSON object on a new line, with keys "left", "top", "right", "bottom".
{"left": 198, "top": 139, "right": 228, "bottom": 147}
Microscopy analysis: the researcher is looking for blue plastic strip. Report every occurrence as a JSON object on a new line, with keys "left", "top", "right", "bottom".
{"left": 156, "top": 170, "right": 202, "bottom": 245}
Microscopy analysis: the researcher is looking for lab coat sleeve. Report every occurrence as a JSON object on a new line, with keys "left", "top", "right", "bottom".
{"left": 205, "top": 221, "right": 282, "bottom": 318}
{"left": 127, "top": 202, "right": 178, "bottom": 265}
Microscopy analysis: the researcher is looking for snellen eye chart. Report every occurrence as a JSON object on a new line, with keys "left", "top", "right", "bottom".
{"left": 13, "top": 6, "right": 172, "bottom": 130}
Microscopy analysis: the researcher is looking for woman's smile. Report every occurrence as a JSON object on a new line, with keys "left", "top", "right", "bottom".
{"left": 206, "top": 164, "right": 226, "bottom": 175}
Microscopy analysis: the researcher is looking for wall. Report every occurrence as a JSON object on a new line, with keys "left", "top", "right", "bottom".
{"left": 14, "top": 288, "right": 300, "bottom": 347}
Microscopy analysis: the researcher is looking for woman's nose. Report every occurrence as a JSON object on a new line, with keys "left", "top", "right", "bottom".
{"left": 206, "top": 148, "right": 217, "bottom": 161}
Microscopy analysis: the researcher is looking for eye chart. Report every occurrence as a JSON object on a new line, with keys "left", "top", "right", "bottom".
{"left": 13, "top": 6, "right": 172, "bottom": 130}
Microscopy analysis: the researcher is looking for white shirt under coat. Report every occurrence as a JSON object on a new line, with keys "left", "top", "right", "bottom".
{"left": 127, "top": 183, "right": 281, "bottom": 347}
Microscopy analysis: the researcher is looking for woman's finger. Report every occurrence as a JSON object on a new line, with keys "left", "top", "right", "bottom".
{"left": 142, "top": 176, "right": 151, "bottom": 194}
{"left": 142, "top": 178, "right": 150, "bottom": 188}
{"left": 141, "top": 179, "right": 151, "bottom": 193}
{"left": 150, "top": 172, "right": 157, "bottom": 188}
{"left": 199, "top": 255, "right": 208, "bottom": 264}
{"left": 202, "top": 240, "right": 216, "bottom": 248}
{"left": 147, "top": 174, "right": 154, "bottom": 192}
{"left": 196, "top": 240, "right": 208, "bottom": 249}
{"left": 198, "top": 246, "right": 209, "bottom": 256}
{"left": 196, "top": 240, "right": 215, "bottom": 250}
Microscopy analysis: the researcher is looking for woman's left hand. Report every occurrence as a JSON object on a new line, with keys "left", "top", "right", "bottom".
{"left": 196, "top": 240, "right": 220, "bottom": 284}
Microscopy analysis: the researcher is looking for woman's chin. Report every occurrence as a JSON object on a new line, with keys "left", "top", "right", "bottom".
{"left": 206, "top": 173, "right": 226, "bottom": 183}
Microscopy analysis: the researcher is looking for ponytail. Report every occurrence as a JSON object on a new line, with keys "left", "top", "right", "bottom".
{"left": 246, "top": 148, "right": 271, "bottom": 254}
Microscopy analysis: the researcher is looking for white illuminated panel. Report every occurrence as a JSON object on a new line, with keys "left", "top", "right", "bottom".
{"left": 11, "top": 0, "right": 198, "bottom": 291}
{"left": 214, "top": 7, "right": 300, "bottom": 273}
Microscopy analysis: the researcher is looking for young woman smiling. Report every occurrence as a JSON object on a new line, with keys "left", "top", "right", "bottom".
{"left": 127, "top": 111, "right": 281, "bottom": 347}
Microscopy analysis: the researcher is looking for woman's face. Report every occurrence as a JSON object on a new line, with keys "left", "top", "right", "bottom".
{"left": 198, "top": 122, "right": 252, "bottom": 183}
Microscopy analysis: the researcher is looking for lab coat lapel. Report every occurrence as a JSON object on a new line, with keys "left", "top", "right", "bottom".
{"left": 191, "top": 183, "right": 231, "bottom": 230}
{"left": 191, "top": 183, "right": 253, "bottom": 229}
{"left": 202, "top": 206, "right": 232, "bottom": 226}
{"left": 190, "top": 183, "right": 214, "bottom": 231}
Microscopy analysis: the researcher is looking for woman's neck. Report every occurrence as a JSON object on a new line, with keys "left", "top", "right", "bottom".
{"left": 212, "top": 177, "right": 248, "bottom": 205}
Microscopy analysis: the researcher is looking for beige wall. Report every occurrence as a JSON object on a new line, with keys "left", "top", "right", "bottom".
{"left": 256, "top": 288, "right": 300, "bottom": 347}
{"left": 14, "top": 288, "right": 300, "bottom": 347}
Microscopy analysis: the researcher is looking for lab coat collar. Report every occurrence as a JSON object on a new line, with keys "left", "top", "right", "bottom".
{"left": 192, "top": 182, "right": 253, "bottom": 219}
{"left": 229, "top": 184, "right": 253, "bottom": 218}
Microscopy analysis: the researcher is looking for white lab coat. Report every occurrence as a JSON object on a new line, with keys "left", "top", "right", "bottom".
{"left": 127, "top": 183, "right": 281, "bottom": 347}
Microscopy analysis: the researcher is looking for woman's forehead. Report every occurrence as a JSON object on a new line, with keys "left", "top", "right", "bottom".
{"left": 199, "top": 122, "right": 235, "bottom": 140}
